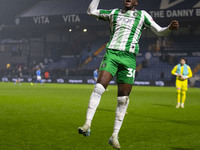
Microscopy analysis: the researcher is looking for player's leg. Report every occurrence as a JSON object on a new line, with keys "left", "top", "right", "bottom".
{"left": 86, "top": 70, "right": 113, "bottom": 124}
{"left": 15, "top": 77, "right": 20, "bottom": 85}
{"left": 176, "top": 88, "right": 181, "bottom": 108}
{"left": 110, "top": 51, "right": 135, "bottom": 149}
{"left": 94, "top": 77, "right": 97, "bottom": 85}
{"left": 35, "top": 79, "right": 38, "bottom": 85}
{"left": 78, "top": 71, "right": 113, "bottom": 136}
{"left": 78, "top": 50, "right": 117, "bottom": 136}
{"left": 35, "top": 76, "right": 39, "bottom": 85}
{"left": 109, "top": 83, "right": 132, "bottom": 149}
{"left": 18, "top": 77, "right": 21, "bottom": 85}
{"left": 40, "top": 78, "right": 43, "bottom": 85}
{"left": 176, "top": 80, "right": 181, "bottom": 108}
{"left": 38, "top": 76, "right": 42, "bottom": 85}
{"left": 181, "top": 90, "right": 186, "bottom": 108}
{"left": 181, "top": 80, "right": 188, "bottom": 108}
{"left": 14, "top": 78, "right": 17, "bottom": 84}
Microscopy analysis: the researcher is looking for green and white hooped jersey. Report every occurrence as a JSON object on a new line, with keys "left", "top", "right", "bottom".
{"left": 98, "top": 9, "right": 153, "bottom": 54}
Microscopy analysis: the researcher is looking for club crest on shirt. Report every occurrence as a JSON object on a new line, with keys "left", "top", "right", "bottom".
{"left": 101, "top": 63, "right": 107, "bottom": 68}
{"left": 133, "top": 11, "right": 139, "bottom": 17}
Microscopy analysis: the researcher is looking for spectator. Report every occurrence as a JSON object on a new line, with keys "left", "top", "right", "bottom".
{"left": 160, "top": 71, "right": 165, "bottom": 79}
{"left": 44, "top": 71, "right": 50, "bottom": 79}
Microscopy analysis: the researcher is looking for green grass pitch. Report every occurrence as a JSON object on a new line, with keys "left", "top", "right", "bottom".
{"left": 0, "top": 83, "right": 200, "bottom": 150}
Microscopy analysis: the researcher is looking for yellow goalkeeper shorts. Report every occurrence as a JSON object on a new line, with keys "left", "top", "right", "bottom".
{"left": 176, "top": 79, "right": 188, "bottom": 91}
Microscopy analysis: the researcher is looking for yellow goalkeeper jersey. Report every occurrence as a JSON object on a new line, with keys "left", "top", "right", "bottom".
{"left": 171, "top": 65, "right": 193, "bottom": 81}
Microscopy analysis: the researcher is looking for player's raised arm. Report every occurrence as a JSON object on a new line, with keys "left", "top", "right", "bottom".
{"left": 144, "top": 11, "right": 179, "bottom": 37}
{"left": 87, "top": 0, "right": 113, "bottom": 21}
{"left": 87, "top": 0, "right": 101, "bottom": 18}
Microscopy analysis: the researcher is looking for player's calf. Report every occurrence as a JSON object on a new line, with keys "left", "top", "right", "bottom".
{"left": 78, "top": 83, "right": 105, "bottom": 137}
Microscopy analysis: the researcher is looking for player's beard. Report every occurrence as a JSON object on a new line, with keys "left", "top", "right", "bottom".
{"left": 123, "top": 0, "right": 137, "bottom": 10}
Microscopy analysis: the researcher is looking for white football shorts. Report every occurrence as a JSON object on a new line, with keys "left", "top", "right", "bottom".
{"left": 37, "top": 76, "right": 41, "bottom": 80}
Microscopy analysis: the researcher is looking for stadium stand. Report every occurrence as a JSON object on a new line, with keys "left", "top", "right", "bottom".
{"left": 0, "top": 0, "right": 200, "bottom": 87}
{"left": 135, "top": 57, "right": 173, "bottom": 81}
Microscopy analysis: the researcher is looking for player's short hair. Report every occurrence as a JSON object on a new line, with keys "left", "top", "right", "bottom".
{"left": 180, "top": 57, "right": 187, "bottom": 63}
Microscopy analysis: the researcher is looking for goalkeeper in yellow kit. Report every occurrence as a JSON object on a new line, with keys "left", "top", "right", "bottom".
{"left": 171, "top": 58, "right": 193, "bottom": 108}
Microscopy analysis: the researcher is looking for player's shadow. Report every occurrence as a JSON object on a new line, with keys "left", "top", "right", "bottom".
{"left": 170, "top": 147, "right": 196, "bottom": 150}
{"left": 152, "top": 104, "right": 173, "bottom": 107}
{"left": 134, "top": 114, "right": 200, "bottom": 126}
{"left": 97, "top": 108, "right": 114, "bottom": 112}
{"left": 168, "top": 120, "right": 200, "bottom": 126}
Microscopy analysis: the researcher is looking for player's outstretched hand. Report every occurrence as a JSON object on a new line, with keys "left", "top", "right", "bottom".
{"left": 180, "top": 76, "right": 185, "bottom": 80}
{"left": 169, "top": 20, "right": 179, "bottom": 30}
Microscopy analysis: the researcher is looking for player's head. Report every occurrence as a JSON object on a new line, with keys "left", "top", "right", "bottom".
{"left": 123, "top": 0, "right": 138, "bottom": 10}
{"left": 38, "top": 68, "right": 41, "bottom": 71}
{"left": 180, "top": 57, "right": 187, "bottom": 66}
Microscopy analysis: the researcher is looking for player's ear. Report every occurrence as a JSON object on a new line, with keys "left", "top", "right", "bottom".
{"left": 135, "top": 0, "right": 138, "bottom": 6}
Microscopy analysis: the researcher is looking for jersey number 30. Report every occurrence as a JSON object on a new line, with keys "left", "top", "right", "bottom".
{"left": 127, "top": 68, "right": 136, "bottom": 78}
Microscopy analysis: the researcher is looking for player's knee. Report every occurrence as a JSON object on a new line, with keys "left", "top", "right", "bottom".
{"left": 93, "top": 83, "right": 105, "bottom": 96}
{"left": 89, "top": 83, "right": 105, "bottom": 109}
{"left": 177, "top": 89, "right": 181, "bottom": 93}
{"left": 117, "top": 96, "right": 129, "bottom": 106}
{"left": 116, "top": 96, "right": 129, "bottom": 121}
{"left": 181, "top": 90, "right": 186, "bottom": 95}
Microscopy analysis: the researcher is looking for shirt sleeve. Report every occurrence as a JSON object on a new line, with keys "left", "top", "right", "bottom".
{"left": 98, "top": 9, "right": 113, "bottom": 21}
{"left": 87, "top": 0, "right": 112, "bottom": 21}
{"left": 187, "top": 66, "right": 193, "bottom": 78}
{"left": 171, "top": 65, "right": 178, "bottom": 75}
{"left": 143, "top": 11, "right": 171, "bottom": 37}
